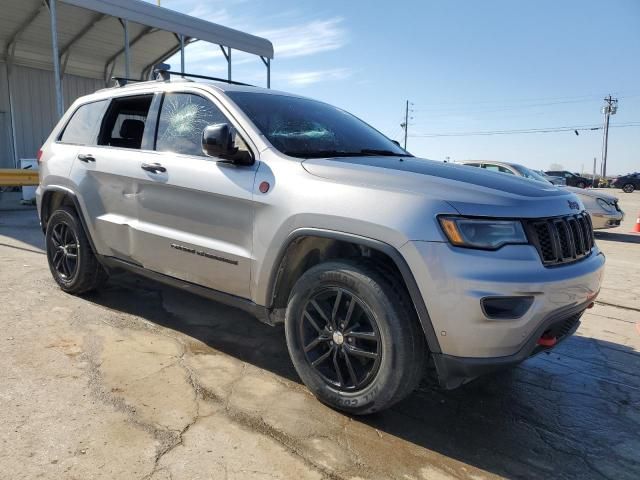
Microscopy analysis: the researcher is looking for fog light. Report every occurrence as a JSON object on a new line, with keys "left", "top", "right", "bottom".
{"left": 481, "top": 296, "right": 534, "bottom": 319}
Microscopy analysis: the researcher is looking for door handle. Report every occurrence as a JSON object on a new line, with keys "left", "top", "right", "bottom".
{"left": 77, "top": 153, "right": 95, "bottom": 163}
{"left": 141, "top": 162, "right": 167, "bottom": 173}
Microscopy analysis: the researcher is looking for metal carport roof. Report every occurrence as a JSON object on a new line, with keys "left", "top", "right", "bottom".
{"left": 1, "top": 0, "right": 274, "bottom": 86}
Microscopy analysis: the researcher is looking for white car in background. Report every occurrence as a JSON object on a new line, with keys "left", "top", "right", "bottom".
{"left": 460, "top": 161, "right": 624, "bottom": 230}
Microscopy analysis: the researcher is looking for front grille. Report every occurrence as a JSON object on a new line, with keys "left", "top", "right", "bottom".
{"left": 525, "top": 212, "right": 594, "bottom": 266}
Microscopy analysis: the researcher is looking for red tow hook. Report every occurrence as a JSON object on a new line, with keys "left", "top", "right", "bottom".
{"left": 537, "top": 334, "right": 557, "bottom": 347}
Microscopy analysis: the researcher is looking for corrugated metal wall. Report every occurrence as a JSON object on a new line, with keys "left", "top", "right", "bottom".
{"left": 0, "top": 62, "right": 103, "bottom": 167}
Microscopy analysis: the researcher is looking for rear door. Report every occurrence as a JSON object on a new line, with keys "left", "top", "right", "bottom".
{"left": 130, "top": 90, "right": 258, "bottom": 298}
{"left": 54, "top": 99, "right": 109, "bottom": 187}
{"left": 70, "top": 92, "right": 158, "bottom": 261}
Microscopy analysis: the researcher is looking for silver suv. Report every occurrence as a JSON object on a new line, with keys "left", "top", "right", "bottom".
{"left": 36, "top": 77, "right": 604, "bottom": 414}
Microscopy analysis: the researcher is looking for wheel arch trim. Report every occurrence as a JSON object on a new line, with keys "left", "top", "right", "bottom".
{"left": 266, "top": 228, "right": 442, "bottom": 354}
{"left": 39, "top": 185, "right": 99, "bottom": 255}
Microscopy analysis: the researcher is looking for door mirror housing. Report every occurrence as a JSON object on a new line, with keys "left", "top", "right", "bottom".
{"left": 202, "top": 124, "right": 254, "bottom": 166}
{"left": 202, "top": 123, "right": 235, "bottom": 157}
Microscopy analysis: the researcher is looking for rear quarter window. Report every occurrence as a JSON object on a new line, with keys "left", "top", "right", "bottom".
{"left": 59, "top": 100, "right": 109, "bottom": 145}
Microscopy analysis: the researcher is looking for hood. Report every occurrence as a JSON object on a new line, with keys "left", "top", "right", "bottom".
{"left": 564, "top": 186, "right": 618, "bottom": 202}
{"left": 302, "top": 156, "right": 585, "bottom": 218}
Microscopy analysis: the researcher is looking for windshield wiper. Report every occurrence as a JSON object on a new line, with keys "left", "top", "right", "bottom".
{"left": 283, "top": 149, "right": 411, "bottom": 159}
{"left": 283, "top": 150, "right": 364, "bottom": 159}
{"left": 359, "top": 149, "right": 412, "bottom": 157}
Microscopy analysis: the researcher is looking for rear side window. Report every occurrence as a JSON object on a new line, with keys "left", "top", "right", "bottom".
{"left": 99, "top": 95, "right": 153, "bottom": 150}
{"left": 155, "top": 93, "right": 229, "bottom": 156}
{"left": 59, "top": 100, "right": 108, "bottom": 145}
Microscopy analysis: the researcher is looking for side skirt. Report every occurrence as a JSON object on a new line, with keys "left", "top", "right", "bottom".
{"left": 100, "top": 256, "right": 274, "bottom": 326}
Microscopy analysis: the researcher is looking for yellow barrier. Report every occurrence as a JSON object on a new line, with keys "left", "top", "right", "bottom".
{"left": 0, "top": 169, "right": 40, "bottom": 187}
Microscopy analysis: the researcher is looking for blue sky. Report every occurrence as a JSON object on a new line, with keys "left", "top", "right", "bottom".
{"left": 149, "top": 0, "right": 639, "bottom": 175}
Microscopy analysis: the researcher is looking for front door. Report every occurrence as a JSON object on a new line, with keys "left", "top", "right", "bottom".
{"left": 131, "top": 91, "right": 258, "bottom": 299}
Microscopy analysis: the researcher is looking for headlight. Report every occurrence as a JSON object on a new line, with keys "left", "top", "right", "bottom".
{"left": 439, "top": 217, "right": 528, "bottom": 250}
{"left": 596, "top": 198, "right": 615, "bottom": 212}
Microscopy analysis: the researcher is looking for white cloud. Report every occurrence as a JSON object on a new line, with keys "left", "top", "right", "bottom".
{"left": 157, "top": 2, "right": 351, "bottom": 85}
{"left": 281, "top": 68, "right": 352, "bottom": 87}
{"left": 257, "top": 17, "right": 347, "bottom": 58}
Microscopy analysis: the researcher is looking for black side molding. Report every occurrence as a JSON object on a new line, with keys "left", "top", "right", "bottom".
{"left": 100, "top": 256, "right": 273, "bottom": 325}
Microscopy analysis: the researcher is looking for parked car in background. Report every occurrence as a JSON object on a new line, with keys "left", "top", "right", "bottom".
{"left": 36, "top": 77, "right": 604, "bottom": 414}
{"left": 534, "top": 170, "right": 565, "bottom": 185}
{"left": 461, "top": 161, "right": 624, "bottom": 229}
{"left": 612, "top": 172, "right": 640, "bottom": 193}
{"left": 545, "top": 170, "right": 591, "bottom": 188}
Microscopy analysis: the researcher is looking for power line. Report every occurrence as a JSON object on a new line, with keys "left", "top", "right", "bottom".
{"left": 409, "top": 122, "right": 640, "bottom": 138}
{"left": 411, "top": 91, "right": 640, "bottom": 108}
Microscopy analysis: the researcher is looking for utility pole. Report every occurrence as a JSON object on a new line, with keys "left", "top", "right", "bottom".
{"left": 600, "top": 95, "right": 618, "bottom": 179}
{"left": 400, "top": 100, "right": 413, "bottom": 150}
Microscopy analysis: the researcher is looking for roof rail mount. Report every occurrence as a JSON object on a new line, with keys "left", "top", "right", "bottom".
{"left": 152, "top": 64, "right": 254, "bottom": 87}
{"left": 112, "top": 77, "right": 142, "bottom": 87}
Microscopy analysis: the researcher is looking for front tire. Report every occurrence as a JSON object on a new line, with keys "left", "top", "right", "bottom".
{"left": 285, "top": 260, "right": 426, "bottom": 414}
{"left": 623, "top": 183, "right": 635, "bottom": 193}
{"left": 45, "top": 206, "right": 108, "bottom": 294}
{"left": 576, "top": 181, "right": 586, "bottom": 189}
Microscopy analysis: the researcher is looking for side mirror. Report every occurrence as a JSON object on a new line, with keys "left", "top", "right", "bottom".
{"left": 202, "top": 124, "right": 254, "bottom": 166}
{"left": 202, "top": 123, "right": 235, "bottom": 158}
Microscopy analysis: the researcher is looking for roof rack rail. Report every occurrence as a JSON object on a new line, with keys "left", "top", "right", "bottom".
{"left": 151, "top": 64, "right": 255, "bottom": 87}
{"left": 111, "top": 77, "right": 143, "bottom": 87}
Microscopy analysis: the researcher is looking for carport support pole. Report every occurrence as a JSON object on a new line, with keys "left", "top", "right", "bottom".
{"left": 267, "top": 58, "right": 270, "bottom": 88}
{"left": 123, "top": 19, "right": 130, "bottom": 79}
{"left": 179, "top": 34, "right": 185, "bottom": 75}
{"left": 49, "top": 0, "right": 64, "bottom": 118}
{"left": 261, "top": 57, "right": 270, "bottom": 89}
{"left": 228, "top": 48, "right": 232, "bottom": 81}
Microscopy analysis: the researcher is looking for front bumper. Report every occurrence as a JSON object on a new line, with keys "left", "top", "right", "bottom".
{"left": 432, "top": 300, "right": 588, "bottom": 388}
{"left": 590, "top": 210, "right": 624, "bottom": 229}
{"left": 400, "top": 241, "right": 604, "bottom": 382}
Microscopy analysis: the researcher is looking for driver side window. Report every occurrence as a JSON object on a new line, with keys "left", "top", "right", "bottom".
{"left": 155, "top": 93, "right": 229, "bottom": 156}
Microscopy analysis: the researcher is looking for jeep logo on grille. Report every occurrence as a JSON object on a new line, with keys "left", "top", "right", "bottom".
{"left": 568, "top": 200, "right": 580, "bottom": 210}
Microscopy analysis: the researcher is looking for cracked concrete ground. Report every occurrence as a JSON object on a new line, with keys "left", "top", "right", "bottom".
{"left": 1, "top": 190, "right": 639, "bottom": 480}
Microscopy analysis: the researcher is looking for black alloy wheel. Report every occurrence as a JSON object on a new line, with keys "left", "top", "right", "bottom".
{"left": 48, "top": 222, "right": 80, "bottom": 281}
{"left": 285, "top": 260, "right": 427, "bottom": 414}
{"left": 45, "top": 206, "right": 108, "bottom": 294}
{"left": 299, "top": 287, "right": 382, "bottom": 392}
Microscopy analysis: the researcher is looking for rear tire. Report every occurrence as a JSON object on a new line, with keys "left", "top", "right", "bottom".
{"left": 285, "top": 260, "right": 426, "bottom": 415}
{"left": 623, "top": 183, "right": 635, "bottom": 193}
{"left": 45, "top": 206, "right": 108, "bottom": 294}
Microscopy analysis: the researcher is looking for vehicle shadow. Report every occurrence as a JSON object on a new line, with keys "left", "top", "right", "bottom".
{"left": 595, "top": 231, "right": 640, "bottom": 244}
{"left": 85, "top": 273, "right": 640, "bottom": 479}
{"left": 0, "top": 206, "right": 45, "bottom": 253}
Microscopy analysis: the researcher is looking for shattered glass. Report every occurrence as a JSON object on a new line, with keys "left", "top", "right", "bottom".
{"left": 156, "top": 93, "right": 228, "bottom": 156}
